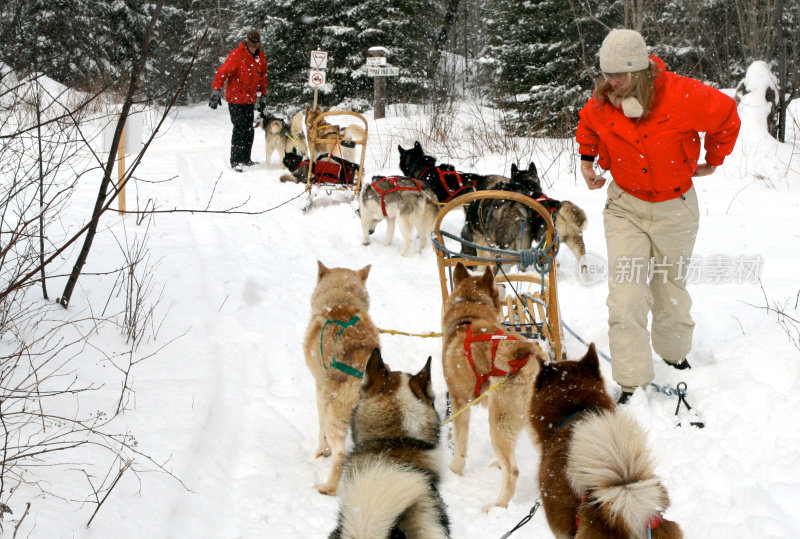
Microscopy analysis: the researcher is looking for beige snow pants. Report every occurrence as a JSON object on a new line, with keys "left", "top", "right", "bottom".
{"left": 603, "top": 181, "right": 700, "bottom": 389}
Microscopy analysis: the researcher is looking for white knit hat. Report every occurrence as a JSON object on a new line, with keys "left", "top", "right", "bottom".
{"left": 599, "top": 29, "right": 649, "bottom": 73}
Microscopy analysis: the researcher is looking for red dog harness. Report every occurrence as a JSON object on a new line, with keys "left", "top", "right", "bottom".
{"left": 462, "top": 324, "right": 529, "bottom": 397}
{"left": 422, "top": 167, "right": 474, "bottom": 203}
{"left": 370, "top": 176, "right": 423, "bottom": 216}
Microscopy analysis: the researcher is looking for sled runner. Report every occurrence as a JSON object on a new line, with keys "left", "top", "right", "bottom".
{"left": 431, "top": 190, "right": 565, "bottom": 360}
{"left": 304, "top": 110, "right": 368, "bottom": 211}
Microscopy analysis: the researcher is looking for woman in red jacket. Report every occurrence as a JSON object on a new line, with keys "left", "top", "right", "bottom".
{"left": 209, "top": 30, "right": 268, "bottom": 171}
{"left": 577, "top": 29, "right": 740, "bottom": 404}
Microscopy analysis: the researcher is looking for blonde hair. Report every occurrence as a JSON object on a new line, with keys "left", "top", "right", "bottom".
{"left": 592, "top": 60, "right": 658, "bottom": 118}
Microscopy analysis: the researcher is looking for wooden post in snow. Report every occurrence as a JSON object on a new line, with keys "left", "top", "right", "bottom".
{"left": 367, "top": 47, "right": 389, "bottom": 120}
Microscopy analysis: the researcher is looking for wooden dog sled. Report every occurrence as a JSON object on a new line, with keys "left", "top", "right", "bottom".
{"left": 431, "top": 190, "right": 565, "bottom": 360}
{"left": 303, "top": 110, "right": 368, "bottom": 211}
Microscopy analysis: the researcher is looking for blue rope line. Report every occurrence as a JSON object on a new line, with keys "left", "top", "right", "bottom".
{"left": 432, "top": 228, "right": 559, "bottom": 276}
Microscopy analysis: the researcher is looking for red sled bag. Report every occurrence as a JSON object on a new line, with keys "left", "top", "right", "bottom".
{"left": 313, "top": 154, "right": 359, "bottom": 185}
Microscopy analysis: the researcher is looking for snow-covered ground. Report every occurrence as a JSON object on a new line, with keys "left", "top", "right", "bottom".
{"left": 3, "top": 83, "right": 800, "bottom": 537}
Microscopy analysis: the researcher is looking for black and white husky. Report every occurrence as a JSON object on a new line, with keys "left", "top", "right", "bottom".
{"left": 329, "top": 349, "right": 450, "bottom": 539}
{"left": 359, "top": 175, "right": 439, "bottom": 256}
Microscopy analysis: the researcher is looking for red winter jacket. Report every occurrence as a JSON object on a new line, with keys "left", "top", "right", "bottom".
{"left": 576, "top": 56, "right": 740, "bottom": 202}
{"left": 212, "top": 42, "right": 268, "bottom": 105}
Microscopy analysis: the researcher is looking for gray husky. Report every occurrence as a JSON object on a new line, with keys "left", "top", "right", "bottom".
{"left": 461, "top": 162, "right": 588, "bottom": 272}
{"left": 329, "top": 349, "right": 450, "bottom": 539}
{"left": 360, "top": 175, "right": 439, "bottom": 256}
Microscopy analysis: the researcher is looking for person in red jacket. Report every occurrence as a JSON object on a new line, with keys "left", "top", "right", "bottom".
{"left": 576, "top": 29, "right": 741, "bottom": 404}
{"left": 209, "top": 30, "right": 268, "bottom": 172}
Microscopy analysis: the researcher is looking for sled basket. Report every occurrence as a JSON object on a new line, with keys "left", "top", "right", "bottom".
{"left": 313, "top": 154, "right": 360, "bottom": 185}
{"left": 431, "top": 190, "right": 565, "bottom": 360}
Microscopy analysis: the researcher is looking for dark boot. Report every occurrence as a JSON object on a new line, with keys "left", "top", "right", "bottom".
{"left": 663, "top": 357, "right": 691, "bottom": 370}
{"left": 617, "top": 391, "right": 633, "bottom": 405}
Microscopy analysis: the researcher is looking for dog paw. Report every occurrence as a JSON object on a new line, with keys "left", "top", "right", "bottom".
{"left": 316, "top": 483, "right": 338, "bottom": 496}
{"left": 489, "top": 460, "right": 502, "bottom": 469}
{"left": 315, "top": 447, "right": 332, "bottom": 458}
{"left": 449, "top": 459, "right": 465, "bottom": 475}
{"left": 482, "top": 501, "right": 508, "bottom": 514}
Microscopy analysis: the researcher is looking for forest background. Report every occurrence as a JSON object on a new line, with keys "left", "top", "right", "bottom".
{"left": 2, "top": 0, "right": 798, "bottom": 138}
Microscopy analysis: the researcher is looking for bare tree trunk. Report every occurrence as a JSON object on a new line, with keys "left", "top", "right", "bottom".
{"left": 775, "top": 0, "right": 786, "bottom": 142}
{"left": 59, "top": 1, "right": 165, "bottom": 308}
{"left": 35, "top": 79, "right": 48, "bottom": 300}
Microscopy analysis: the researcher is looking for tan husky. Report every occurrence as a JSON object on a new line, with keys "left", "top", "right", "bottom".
{"left": 303, "top": 261, "right": 380, "bottom": 495}
{"left": 441, "top": 262, "right": 547, "bottom": 512}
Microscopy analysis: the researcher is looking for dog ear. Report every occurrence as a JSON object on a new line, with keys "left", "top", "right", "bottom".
{"left": 361, "top": 348, "right": 389, "bottom": 395}
{"left": 511, "top": 163, "right": 518, "bottom": 176}
{"left": 397, "top": 145, "right": 405, "bottom": 156}
{"left": 580, "top": 342, "right": 601, "bottom": 377}
{"left": 409, "top": 356, "right": 434, "bottom": 403}
{"left": 534, "top": 360, "right": 558, "bottom": 391}
{"left": 414, "top": 141, "right": 422, "bottom": 151}
{"left": 453, "top": 262, "right": 470, "bottom": 283}
{"left": 529, "top": 162, "right": 538, "bottom": 176}
{"left": 317, "top": 260, "right": 329, "bottom": 281}
{"left": 481, "top": 265, "right": 495, "bottom": 288}
{"left": 357, "top": 264, "right": 371, "bottom": 283}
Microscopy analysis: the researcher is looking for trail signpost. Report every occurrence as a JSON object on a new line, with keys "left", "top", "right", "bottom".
{"left": 366, "top": 47, "right": 397, "bottom": 120}
{"left": 309, "top": 50, "right": 328, "bottom": 108}
{"left": 367, "top": 66, "right": 399, "bottom": 77}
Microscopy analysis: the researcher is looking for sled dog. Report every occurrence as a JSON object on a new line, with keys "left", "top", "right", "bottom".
{"left": 528, "top": 343, "right": 683, "bottom": 538}
{"left": 254, "top": 111, "right": 288, "bottom": 169}
{"left": 441, "top": 262, "right": 546, "bottom": 511}
{"left": 397, "top": 141, "right": 488, "bottom": 204}
{"left": 280, "top": 149, "right": 360, "bottom": 188}
{"left": 305, "top": 105, "right": 363, "bottom": 163}
{"left": 329, "top": 349, "right": 450, "bottom": 539}
{"left": 461, "top": 162, "right": 588, "bottom": 273}
{"left": 280, "top": 149, "right": 307, "bottom": 183}
{"left": 303, "top": 261, "right": 380, "bottom": 496}
{"left": 286, "top": 110, "right": 308, "bottom": 158}
{"left": 360, "top": 175, "right": 439, "bottom": 256}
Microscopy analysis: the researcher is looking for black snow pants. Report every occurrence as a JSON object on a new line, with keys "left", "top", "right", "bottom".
{"left": 228, "top": 103, "right": 255, "bottom": 167}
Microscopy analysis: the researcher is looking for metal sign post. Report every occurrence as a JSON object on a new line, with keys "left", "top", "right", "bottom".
{"left": 310, "top": 50, "right": 328, "bottom": 108}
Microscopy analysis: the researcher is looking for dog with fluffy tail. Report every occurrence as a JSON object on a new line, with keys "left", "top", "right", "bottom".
{"left": 329, "top": 349, "right": 450, "bottom": 539}
{"left": 528, "top": 344, "right": 683, "bottom": 538}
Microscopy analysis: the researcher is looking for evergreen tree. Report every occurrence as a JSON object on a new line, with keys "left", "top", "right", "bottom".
{"left": 235, "top": 0, "right": 321, "bottom": 113}
{"left": 482, "top": 0, "right": 619, "bottom": 136}
{"left": 147, "top": 0, "right": 236, "bottom": 104}
{"left": 350, "top": 0, "right": 443, "bottom": 104}
{"left": 0, "top": 0, "right": 136, "bottom": 89}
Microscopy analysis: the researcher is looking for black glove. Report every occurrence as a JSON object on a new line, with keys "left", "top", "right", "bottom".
{"left": 257, "top": 95, "right": 267, "bottom": 112}
{"left": 209, "top": 89, "right": 222, "bottom": 109}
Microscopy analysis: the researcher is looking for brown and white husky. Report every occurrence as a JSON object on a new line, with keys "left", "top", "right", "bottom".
{"left": 528, "top": 343, "right": 684, "bottom": 538}
{"left": 329, "top": 349, "right": 450, "bottom": 538}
